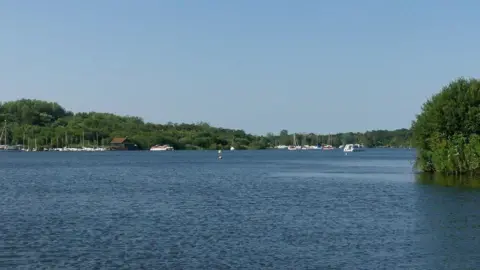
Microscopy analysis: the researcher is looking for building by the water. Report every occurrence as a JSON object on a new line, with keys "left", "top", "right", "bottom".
{"left": 110, "top": 137, "right": 138, "bottom": 150}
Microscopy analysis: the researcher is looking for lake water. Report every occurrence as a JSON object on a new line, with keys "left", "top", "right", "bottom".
{"left": 0, "top": 149, "right": 479, "bottom": 269}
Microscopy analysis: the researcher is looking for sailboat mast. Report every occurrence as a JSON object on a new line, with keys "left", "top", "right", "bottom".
{"left": 3, "top": 120, "right": 7, "bottom": 146}
{"left": 0, "top": 121, "right": 4, "bottom": 146}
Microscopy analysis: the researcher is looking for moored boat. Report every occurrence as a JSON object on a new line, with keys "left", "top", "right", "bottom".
{"left": 150, "top": 144, "right": 174, "bottom": 151}
{"left": 343, "top": 144, "right": 365, "bottom": 152}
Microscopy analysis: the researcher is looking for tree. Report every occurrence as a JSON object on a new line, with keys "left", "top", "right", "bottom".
{"left": 341, "top": 133, "right": 354, "bottom": 145}
{"left": 411, "top": 77, "right": 480, "bottom": 174}
{"left": 279, "top": 129, "right": 290, "bottom": 145}
{"left": 0, "top": 99, "right": 412, "bottom": 150}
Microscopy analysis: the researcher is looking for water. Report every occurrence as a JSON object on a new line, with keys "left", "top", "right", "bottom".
{"left": 0, "top": 149, "right": 479, "bottom": 269}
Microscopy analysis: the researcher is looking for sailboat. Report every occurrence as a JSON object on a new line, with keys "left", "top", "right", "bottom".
{"left": 0, "top": 120, "right": 20, "bottom": 151}
{"left": 306, "top": 134, "right": 322, "bottom": 150}
{"left": 313, "top": 134, "right": 322, "bottom": 149}
{"left": 288, "top": 133, "right": 301, "bottom": 150}
{"left": 230, "top": 136, "right": 235, "bottom": 151}
{"left": 322, "top": 133, "right": 334, "bottom": 150}
{"left": 32, "top": 137, "right": 37, "bottom": 152}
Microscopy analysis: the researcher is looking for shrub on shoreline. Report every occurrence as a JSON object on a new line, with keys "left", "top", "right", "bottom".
{"left": 412, "top": 77, "right": 480, "bottom": 174}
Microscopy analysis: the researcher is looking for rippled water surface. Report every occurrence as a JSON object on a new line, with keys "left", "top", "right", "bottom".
{"left": 0, "top": 149, "right": 479, "bottom": 269}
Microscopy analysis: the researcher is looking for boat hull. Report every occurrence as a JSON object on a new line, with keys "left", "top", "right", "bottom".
{"left": 343, "top": 144, "right": 365, "bottom": 152}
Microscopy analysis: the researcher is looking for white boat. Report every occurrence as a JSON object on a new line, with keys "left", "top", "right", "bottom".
{"left": 0, "top": 120, "right": 21, "bottom": 151}
{"left": 287, "top": 134, "right": 301, "bottom": 150}
{"left": 343, "top": 144, "right": 364, "bottom": 152}
{"left": 322, "top": 134, "right": 335, "bottom": 150}
{"left": 150, "top": 144, "right": 174, "bottom": 151}
{"left": 303, "top": 145, "right": 321, "bottom": 150}
{"left": 1, "top": 145, "right": 21, "bottom": 151}
{"left": 230, "top": 136, "right": 235, "bottom": 151}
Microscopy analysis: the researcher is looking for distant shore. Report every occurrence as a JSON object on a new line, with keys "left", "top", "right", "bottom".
{"left": 0, "top": 99, "right": 412, "bottom": 151}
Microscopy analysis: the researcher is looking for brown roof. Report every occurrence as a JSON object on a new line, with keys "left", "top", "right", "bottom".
{"left": 111, "top": 137, "right": 127, "bottom": 144}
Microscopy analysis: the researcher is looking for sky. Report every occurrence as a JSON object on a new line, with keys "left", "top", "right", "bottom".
{"left": 1, "top": 1, "right": 479, "bottom": 135}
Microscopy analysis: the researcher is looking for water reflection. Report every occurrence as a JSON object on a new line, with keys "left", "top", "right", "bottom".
{"left": 416, "top": 173, "right": 480, "bottom": 188}
{"left": 412, "top": 176, "right": 480, "bottom": 269}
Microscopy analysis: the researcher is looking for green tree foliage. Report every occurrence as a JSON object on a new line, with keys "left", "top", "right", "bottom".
{"left": 0, "top": 99, "right": 411, "bottom": 150}
{"left": 412, "top": 77, "right": 480, "bottom": 174}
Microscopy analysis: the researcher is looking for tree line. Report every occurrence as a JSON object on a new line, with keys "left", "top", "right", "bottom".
{"left": 0, "top": 99, "right": 411, "bottom": 150}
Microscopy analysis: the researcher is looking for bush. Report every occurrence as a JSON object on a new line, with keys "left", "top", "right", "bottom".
{"left": 412, "top": 77, "right": 480, "bottom": 174}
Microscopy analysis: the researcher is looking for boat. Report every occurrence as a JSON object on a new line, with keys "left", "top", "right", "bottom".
{"left": 0, "top": 120, "right": 21, "bottom": 151}
{"left": 2, "top": 145, "right": 21, "bottom": 151}
{"left": 303, "top": 145, "right": 321, "bottom": 150}
{"left": 32, "top": 137, "right": 37, "bottom": 152}
{"left": 287, "top": 134, "right": 301, "bottom": 150}
{"left": 343, "top": 144, "right": 364, "bottom": 152}
{"left": 322, "top": 133, "right": 335, "bottom": 150}
{"left": 230, "top": 137, "right": 235, "bottom": 151}
{"left": 150, "top": 144, "right": 174, "bottom": 151}
{"left": 310, "top": 134, "right": 322, "bottom": 150}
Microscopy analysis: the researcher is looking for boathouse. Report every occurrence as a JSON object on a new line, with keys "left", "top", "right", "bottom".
{"left": 110, "top": 137, "right": 138, "bottom": 150}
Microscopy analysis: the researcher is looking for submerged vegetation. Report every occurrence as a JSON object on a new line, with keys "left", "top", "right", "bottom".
{"left": 0, "top": 99, "right": 411, "bottom": 150}
{"left": 415, "top": 173, "right": 480, "bottom": 188}
{"left": 412, "top": 77, "right": 480, "bottom": 175}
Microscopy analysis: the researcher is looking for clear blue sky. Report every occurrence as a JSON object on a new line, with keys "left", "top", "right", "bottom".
{"left": 1, "top": 1, "right": 479, "bottom": 135}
